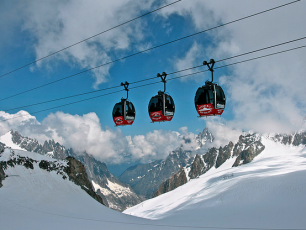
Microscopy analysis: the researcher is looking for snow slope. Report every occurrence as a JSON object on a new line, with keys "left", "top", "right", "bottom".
{"left": 0, "top": 132, "right": 23, "bottom": 150}
{"left": 125, "top": 137, "right": 306, "bottom": 229}
{"left": 0, "top": 148, "right": 192, "bottom": 230}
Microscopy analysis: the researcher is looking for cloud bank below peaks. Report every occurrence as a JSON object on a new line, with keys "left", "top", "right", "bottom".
{"left": 0, "top": 110, "right": 199, "bottom": 164}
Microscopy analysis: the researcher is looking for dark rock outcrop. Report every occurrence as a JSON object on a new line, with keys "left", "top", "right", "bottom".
{"left": 119, "top": 147, "right": 193, "bottom": 198}
{"left": 272, "top": 132, "right": 306, "bottom": 146}
{"left": 188, "top": 154, "right": 206, "bottom": 179}
{"left": 6, "top": 130, "right": 142, "bottom": 211}
{"left": 292, "top": 132, "right": 306, "bottom": 146}
{"left": 119, "top": 128, "right": 214, "bottom": 199}
{"left": 153, "top": 167, "right": 187, "bottom": 197}
{"left": 69, "top": 151, "right": 142, "bottom": 211}
{"left": 216, "top": 142, "right": 234, "bottom": 168}
{"left": 64, "top": 156, "right": 104, "bottom": 205}
{"left": 232, "top": 134, "right": 265, "bottom": 167}
{"left": 10, "top": 130, "right": 66, "bottom": 159}
{"left": 0, "top": 167, "right": 5, "bottom": 188}
{"left": 196, "top": 127, "right": 214, "bottom": 147}
{"left": 154, "top": 133, "right": 265, "bottom": 197}
{"left": 0, "top": 142, "right": 5, "bottom": 153}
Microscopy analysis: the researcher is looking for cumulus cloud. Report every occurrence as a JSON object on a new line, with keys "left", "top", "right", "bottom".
{"left": 161, "top": 0, "right": 306, "bottom": 133}
{"left": 0, "top": 110, "right": 199, "bottom": 164}
{"left": 204, "top": 117, "right": 242, "bottom": 148}
{"left": 173, "top": 42, "right": 206, "bottom": 82}
{"left": 16, "top": 0, "right": 155, "bottom": 88}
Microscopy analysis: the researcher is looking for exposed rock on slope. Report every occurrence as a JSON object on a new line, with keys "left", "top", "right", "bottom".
{"left": 2, "top": 131, "right": 141, "bottom": 211}
{"left": 119, "top": 147, "right": 193, "bottom": 198}
{"left": 69, "top": 151, "right": 143, "bottom": 211}
{"left": 64, "top": 156, "right": 104, "bottom": 205}
{"left": 153, "top": 167, "right": 187, "bottom": 198}
{"left": 0, "top": 148, "right": 104, "bottom": 205}
{"left": 119, "top": 127, "right": 214, "bottom": 199}
{"left": 232, "top": 134, "right": 265, "bottom": 167}
{"left": 270, "top": 132, "right": 306, "bottom": 146}
{"left": 154, "top": 133, "right": 265, "bottom": 197}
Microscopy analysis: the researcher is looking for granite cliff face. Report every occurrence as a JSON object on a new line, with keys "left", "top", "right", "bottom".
{"left": 68, "top": 150, "right": 143, "bottom": 211}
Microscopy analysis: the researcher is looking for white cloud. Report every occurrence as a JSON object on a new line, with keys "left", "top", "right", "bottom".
{"left": 204, "top": 117, "right": 242, "bottom": 148}
{"left": 18, "top": 0, "right": 155, "bottom": 88}
{"left": 161, "top": 0, "right": 306, "bottom": 133}
{"left": 173, "top": 42, "right": 206, "bottom": 82}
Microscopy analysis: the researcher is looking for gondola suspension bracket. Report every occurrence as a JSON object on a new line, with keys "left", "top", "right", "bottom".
{"left": 203, "top": 59, "right": 215, "bottom": 82}
{"left": 157, "top": 72, "right": 167, "bottom": 92}
{"left": 121, "top": 81, "right": 129, "bottom": 99}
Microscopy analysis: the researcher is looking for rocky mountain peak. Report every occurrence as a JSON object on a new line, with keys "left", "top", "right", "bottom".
{"left": 154, "top": 133, "right": 266, "bottom": 197}
{"left": 196, "top": 127, "right": 214, "bottom": 147}
{"left": 269, "top": 132, "right": 306, "bottom": 146}
{"left": 1, "top": 131, "right": 142, "bottom": 212}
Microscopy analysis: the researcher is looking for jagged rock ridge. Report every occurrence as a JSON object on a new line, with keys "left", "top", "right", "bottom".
{"left": 154, "top": 133, "right": 266, "bottom": 197}
{"left": 154, "top": 132, "right": 306, "bottom": 198}
{"left": 2, "top": 130, "right": 142, "bottom": 211}
{"left": 68, "top": 150, "right": 143, "bottom": 211}
{"left": 119, "top": 147, "right": 194, "bottom": 199}
{"left": 119, "top": 128, "right": 214, "bottom": 199}
{"left": 0, "top": 148, "right": 104, "bottom": 205}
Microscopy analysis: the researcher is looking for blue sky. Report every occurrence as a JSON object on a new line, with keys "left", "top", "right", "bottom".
{"left": 0, "top": 0, "right": 305, "bottom": 173}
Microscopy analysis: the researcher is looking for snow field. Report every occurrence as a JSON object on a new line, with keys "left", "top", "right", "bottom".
{"left": 125, "top": 138, "right": 306, "bottom": 229}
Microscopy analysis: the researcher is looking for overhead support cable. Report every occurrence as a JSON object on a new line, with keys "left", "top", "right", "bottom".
{"left": 1, "top": 44, "right": 305, "bottom": 122}
{"left": 0, "top": 0, "right": 183, "bottom": 79}
{"left": 0, "top": 0, "right": 300, "bottom": 102}
{"left": 3, "top": 36, "right": 306, "bottom": 112}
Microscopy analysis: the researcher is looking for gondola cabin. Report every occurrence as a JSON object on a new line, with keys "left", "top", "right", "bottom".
{"left": 148, "top": 91, "right": 175, "bottom": 122}
{"left": 112, "top": 99, "right": 135, "bottom": 126}
{"left": 195, "top": 81, "right": 226, "bottom": 117}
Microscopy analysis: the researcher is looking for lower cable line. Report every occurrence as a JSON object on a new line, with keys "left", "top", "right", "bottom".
{"left": 3, "top": 36, "right": 306, "bottom": 113}
{"left": 1, "top": 44, "right": 305, "bottom": 122}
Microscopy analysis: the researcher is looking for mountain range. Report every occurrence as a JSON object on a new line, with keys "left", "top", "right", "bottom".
{"left": 2, "top": 128, "right": 305, "bottom": 229}
{"left": 153, "top": 131, "right": 306, "bottom": 197}
{"left": 119, "top": 127, "right": 214, "bottom": 198}
{"left": 124, "top": 133, "right": 306, "bottom": 229}
{"left": 0, "top": 130, "right": 142, "bottom": 211}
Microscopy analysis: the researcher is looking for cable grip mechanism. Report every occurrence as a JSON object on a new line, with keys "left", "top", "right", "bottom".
{"left": 203, "top": 59, "right": 215, "bottom": 82}
{"left": 157, "top": 72, "right": 167, "bottom": 92}
{"left": 121, "top": 81, "right": 129, "bottom": 99}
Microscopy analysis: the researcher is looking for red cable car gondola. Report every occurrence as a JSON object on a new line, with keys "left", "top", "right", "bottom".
{"left": 112, "top": 82, "right": 136, "bottom": 126}
{"left": 195, "top": 59, "right": 226, "bottom": 117}
{"left": 148, "top": 72, "right": 175, "bottom": 123}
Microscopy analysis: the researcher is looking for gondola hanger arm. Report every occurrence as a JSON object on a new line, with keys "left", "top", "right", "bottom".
{"left": 203, "top": 59, "right": 215, "bottom": 82}
{"left": 157, "top": 72, "right": 167, "bottom": 92}
{"left": 121, "top": 81, "right": 129, "bottom": 99}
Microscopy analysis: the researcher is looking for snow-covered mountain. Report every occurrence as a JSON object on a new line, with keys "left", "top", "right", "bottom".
{"left": 124, "top": 135, "right": 306, "bottom": 229}
{"left": 152, "top": 132, "right": 306, "bottom": 197}
{"left": 0, "top": 130, "right": 142, "bottom": 211}
{"left": 119, "top": 127, "right": 214, "bottom": 198}
{"left": 119, "top": 148, "right": 193, "bottom": 198}
{"left": 0, "top": 148, "right": 103, "bottom": 204}
{"left": 0, "top": 148, "right": 193, "bottom": 230}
